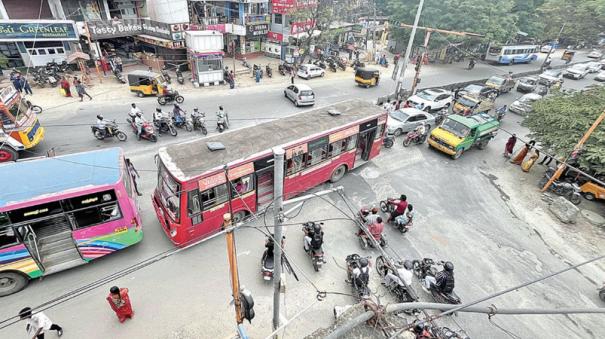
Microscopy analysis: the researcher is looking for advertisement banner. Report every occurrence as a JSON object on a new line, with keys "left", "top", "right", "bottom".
{"left": 0, "top": 20, "right": 78, "bottom": 41}
{"left": 246, "top": 23, "right": 269, "bottom": 38}
{"left": 290, "top": 19, "right": 315, "bottom": 35}
{"left": 271, "top": 0, "right": 297, "bottom": 15}
{"left": 87, "top": 19, "right": 143, "bottom": 39}
{"left": 267, "top": 31, "right": 283, "bottom": 42}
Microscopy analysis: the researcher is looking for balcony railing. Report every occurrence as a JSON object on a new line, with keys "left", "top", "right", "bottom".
{"left": 198, "top": 16, "right": 243, "bottom": 25}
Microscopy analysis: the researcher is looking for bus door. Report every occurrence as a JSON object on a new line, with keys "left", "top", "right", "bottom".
{"left": 254, "top": 155, "right": 275, "bottom": 210}
{"left": 355, "top": 119, "right": 378, "bottom": 165}
{"left": 14, "top": 224, "right": 44, "bottom": 271}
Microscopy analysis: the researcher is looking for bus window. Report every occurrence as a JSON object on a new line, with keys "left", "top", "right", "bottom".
{"left": 286, "top": 153, "right": 304, "bottom": 175}
{"left": 8, "top": 99, "right": 30, "bottom": 121}
{"left": 329, "top": 139, "right": 348, "bottom": 157}
{"left": 306, "top": 145, "right": 328, "bottom": 167}
{"left": 346, "top": 134, "right": 358, "bottom": 151}
{"left": 375, "top": 124, "right": 385, "bottom": 140}
{"left": 187, "top": 190, "right": 202, "bottom": 225}
{"left": 231, "top": 175, "right": 254, "bottom": 197}
{"left": 0, "top": 227, "right": 18, "bottom": 249}
{"left": 67, "top": 190, "right": 122, "bottom": 228}
{"left": 158, "top": 166, "right": 180, "bottom": 220}
{"left": 200, "top": 184, "right": 228, "bottom": 210}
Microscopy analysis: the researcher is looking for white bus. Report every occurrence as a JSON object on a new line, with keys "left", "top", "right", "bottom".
{"left": 484, "top": 44, "right": 538, "bottom": 65}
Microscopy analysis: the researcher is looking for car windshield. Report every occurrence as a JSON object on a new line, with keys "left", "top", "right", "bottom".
{"left": 521, "top": 78, "right": 536, "bottom": 85}
{"left": 441, "top": 119, "right": 471, "bottom": 138}
{"left": 488, "top": 76, "right": 505, "bottom": 85}
{"left": 390, "top": 110, "right": 409, "bottom": 122}
{"left": 416, "top": 91, "right": 437, "bottom": 101}
{"left": 571, "top": 64, "right": 587, "bottom": 71}
{"left": 519, "top": 95, "right": 538, "bottom": 104}
{"left": 543, "top": 70, "right": 560, "bottom": 77}
{"left": 464, "top": 85, "right": 483, "bottom": 94}
{"left": 300, "top": 65, "right": 309, "bottom": 71}
{"left": 457, "top": 97, "right": 477, "bottom": 108}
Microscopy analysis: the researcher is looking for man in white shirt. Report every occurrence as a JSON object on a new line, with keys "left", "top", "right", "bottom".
{"left": 129, "top": 103, "right": 142, "bottom": 119}
{"left": 383, "top": 260, "right": 414, "bottom": 288}
{"left": 19, "top": 307, "right": 63, "bottom": 339}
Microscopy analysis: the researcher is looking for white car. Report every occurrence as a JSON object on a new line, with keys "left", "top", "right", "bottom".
{"left": 595, "top": 71, "right": 605, "bottom": 82}
{"left": 564, "top": 64, "right": 590, "bottom": 79}
{"left": 586, "top": 61, "right": 602, "bottom": 73}
{"left": 509, "top": 93, "right": 542, "bottom": 116}
{"left": 406, "top": 88, "right": 453, "bottom": 112}
{"left": 284, "top": 84, "right": 315, "bottom": 106}
{"left": 540, "top": 45, "right": 554, "bottom": 53}
{"left": 386, "top": 108, "right": 435, "bottom": 136}
{"left": 297, "top": 64, "right": 325, "bottom": 79}
{"left": 587, "top": 50, "right": 603, "bottom": 59}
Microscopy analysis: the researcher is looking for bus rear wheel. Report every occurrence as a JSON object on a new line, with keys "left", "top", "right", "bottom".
{"left": 0, "top": 148, "right": 18, "bottom": 162}
{"left": 330, "top": 165, "right": 347, "bottom": 183}
{"left": 0, "top": 272, "right": 29, "bottom": 297}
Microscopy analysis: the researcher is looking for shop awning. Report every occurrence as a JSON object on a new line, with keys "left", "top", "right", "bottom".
{"left": 135, "top": 34, "right": 184, "bottom": 49}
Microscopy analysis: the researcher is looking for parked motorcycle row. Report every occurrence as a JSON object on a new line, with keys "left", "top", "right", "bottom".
{"left": 31, "top": 60, "right": 72, "bottom": 88}
{"left": 91, "top": 104, "right": 226, "bottom": 143}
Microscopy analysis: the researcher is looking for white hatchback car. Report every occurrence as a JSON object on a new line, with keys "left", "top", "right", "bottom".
{"left": 406, "top": 88, "right": 453, "bottom": 112}
{"left": 284, "top": 84, "right": 315, "bottom": 106}
{"left": 297, "top": 64, "right": 325, "bottom": 79}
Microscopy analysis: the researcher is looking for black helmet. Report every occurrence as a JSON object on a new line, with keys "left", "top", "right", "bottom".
{"left": 174, "top": 103, "right": 180, "bottom": 108}
{"left": 444, "top": 261, "right": 454, "bottom": 272}
{"left": 313, "top": 223, "right": 321, "bottom": 233}
{"left": 403, "top": 260, "right": 413, "bottom": 270}
{"left": 131, "top": 103, "right": 136, "bottom": 107}
{"left": 359, "top": 257, "right": 368, "bottom": 267}
{"left": 156, "top": 108, "right": 161, "bottom": 112}
{"left": 193, "top": 107, "right": 199, "bottom": 112}
{"left": 97, "top": 114, "right": 103, "bottom": 120}
{"left": 400, "top": 194, "right": 407, "bottom": 201}
{"left": 413, "top": 321, "right": 426, "bottom": 334}
{"left": 219, "top": 105, "right": 224, "bottom": 110}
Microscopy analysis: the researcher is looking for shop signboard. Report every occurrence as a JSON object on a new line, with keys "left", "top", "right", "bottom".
{"left": 246, "top": 23, "right": 269, "bottom": 38}
{"left": 142, "top": 20, "right": 173, "bottom": 40}
{"left": 267, "top": 31, "right": 283, "bottom": 42}
{"left": 272, "top": 0, "right": 317, "bottom": 14}
{"left": 87, "top": 19, "right": 143, "bottom": 39}
{"left": 290, "top": 19, "right": 315, "bottom": 35}
{"left": 0, "top": 20, "right": 78, "bottom": 41}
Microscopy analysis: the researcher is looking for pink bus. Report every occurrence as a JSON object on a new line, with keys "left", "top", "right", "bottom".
{"left": 0, "top": 148, "right": 142, "bottom": 296}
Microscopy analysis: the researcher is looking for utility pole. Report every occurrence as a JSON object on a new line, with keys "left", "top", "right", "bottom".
{"left": 541, "top": 110, "right": 605, "bottom": 191}
{"left": 393, "top": 0, "right": 424, "bottom": 97}
{"left": 272, "top": 147, "right": 285, "bottom": 337}
{"left": 84, "top": 22, "right": 103, "bottom": 84}
{"left": 371, "top": 0, "right": 377, "bottom": 62}
{"left": 541, "top": 22, "right": 566, "bottom": 71}
{"left": 410, "top": 30, "right": 431, "bottom": 95}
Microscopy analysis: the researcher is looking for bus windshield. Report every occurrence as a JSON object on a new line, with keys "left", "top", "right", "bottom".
{"left": 489, "top": 46, "right": 502, "bottom": 55}
{"left": 441, "top": 119, "right": 471, "bottom": 138}
{"left": 158, "top": 164, "right": 180, "bottom": 220}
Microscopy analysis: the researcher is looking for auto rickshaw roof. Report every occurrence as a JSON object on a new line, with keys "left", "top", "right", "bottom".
{"left": 128, "top": 70, "right": 161, "bottom": 78}
{"left": 356, "top": 67, "right": 379, "bottom": 75}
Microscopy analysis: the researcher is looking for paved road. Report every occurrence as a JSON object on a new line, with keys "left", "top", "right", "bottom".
{"left": 1, "top": 51, "right": 602, "bottom": 339}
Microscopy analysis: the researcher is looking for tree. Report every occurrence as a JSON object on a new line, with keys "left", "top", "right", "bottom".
{"left": 288, "top": 0, "right": 335, "bottom": 63}
{"left": 538, "top": 0, "right": 605, "bottom": 45}
{"left": 524, "top": 88, "right": 605, "bottom": 175}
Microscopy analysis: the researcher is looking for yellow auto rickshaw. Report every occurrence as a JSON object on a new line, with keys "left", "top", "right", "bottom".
{"left": 580, "top": 181, "right": 605, "bottom": 201}
{"left": 561, "top": 50, "right": 575, "bottom": 62}
{"left": 355, "top": 67, "right": 380, "bottom": 87}
{"left": 128, "top": 70, "right": 165, "bottom": 97}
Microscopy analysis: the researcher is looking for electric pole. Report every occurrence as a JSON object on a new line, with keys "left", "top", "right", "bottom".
{"left": 410, "top": 30, "right": 431, "bottom": 95}
{"left": 541, "top": 110, "right": 605, "bottom": 192}
{"left": 393, "top": 0, "right": 424, "bottom": 98}
{"left": 272, "top": 147, "right": 285, "bottom": 337}
{"left": 541, "top": 22, "right": 566, "bottom": 71}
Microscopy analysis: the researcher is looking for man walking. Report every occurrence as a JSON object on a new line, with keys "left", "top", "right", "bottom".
{"left": 21, "top": 76, "right": 33, "bottom": 95}
{"left": 75, "top": 80, "right": 92, "bottom": 101}
{"left": 11, "top": 72, "right": 23, "bottom": 93}
{"left": 19, "top": 307, "right": 63, "bottom": 339}
{"left": 290, "top": 68, "right": 295, "bottom": 84}
{"left": 255, "top": 67, "right": 261, "bottom": 83}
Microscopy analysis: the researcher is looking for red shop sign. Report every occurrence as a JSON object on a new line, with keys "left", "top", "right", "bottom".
{"left": 267, "top": 31, "right": 283, "bottom": 42}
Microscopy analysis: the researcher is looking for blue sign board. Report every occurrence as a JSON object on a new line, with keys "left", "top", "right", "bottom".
{"left": 0, "top": 20, "right": 79, "bottom": 41}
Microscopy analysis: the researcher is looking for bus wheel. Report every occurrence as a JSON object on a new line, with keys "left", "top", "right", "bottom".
{"left": 330, "top": 165, "right": 347, "bottom": 183}
{"left": 0, "top": 272, "right": 29, "bottom": 297}
{"left": 232, "top": 211, "right": 247, "bottom": 224}
{"left": 0, "top": 148, "right": 18, "bottom": 162}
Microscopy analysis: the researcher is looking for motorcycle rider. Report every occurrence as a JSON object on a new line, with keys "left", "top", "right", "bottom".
{"left": 303, "top": 222, "right": 324, "bottom": 253}
{"left": 363, "top": 207, "right": 380, "bottom": 227}
{"left": 394, "top": 204, "right": 414, "bottom": 227}
{"left": 349, "top": 257, "right": 370, "bottom": 290}
{"left": 467, "top": 58, "right": 476, "bottom": 70}
{"left": 134, "top": 112, "right": 146, "bottom": 140}
{"left": 172, "top": 103, "right": 185, "bottom": 124}
{"left": 414, "top": 123, "right": 427, "bottom": 140}
{"left": 423, "top": 261, "right": 455, "bottom": 294}
{"left": 129, "top": 103, "right": 142, "bottom": 119}
{"left": 383, "top": 260, "right": 414, "bottom": 288}
{"left": 217, "top": 105, "right": 228, "bottom": 130}
{"left": 387, "top": 194, "right": 408, "bottom": 222}
{"left": 96, "top": 114, "right": 108, "bottom": 137}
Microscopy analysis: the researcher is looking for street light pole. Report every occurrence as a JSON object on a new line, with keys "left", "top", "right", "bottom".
{"left": 272, "top": 147, "right": 285, "bottom": 337}
{"left": 410, "top": 30, "right": 431, "bottom": 95}
{"left": 541, "top": 22, "right": 566, "bottom": 71}
{"left": 393, "top": 0, "right": 424, "bottom": 97}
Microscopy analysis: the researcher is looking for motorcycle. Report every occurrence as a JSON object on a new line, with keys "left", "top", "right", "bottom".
{"left": 380, "top": 60, "right": 389, "bottom": 68}
{"left": 161, "top": 66, "right": 172, "bottom": 84}
{"left": 176, "top": 69, "right": 185, "bottom": 85}
{"left": 412, "top": 258, "right": 461, "bottom": 305}
{"left": 336, "top": 57, "right": 347, "bottom": 71}
{"left": 375, "top": 255, "right": 417, "bottom": 303}
{"left": 252, "top": 64, "right": 263, "bottom": 78}
{"left": 351, "top": 59, "right": 365, "bottom": 70}
{"left": 242, "top": 57, "right": 250, "bottom": 69}
{"left": 383, "top": 131, "right": 395, "bottom": 148}
{"left": 265, "top": 65, "right": 273, "bottom": 78}
{"left": 192, "top": 112, "right": 208, "bottom": 135}
{"left": 325, "top": 58, "right": 337, "bottom": 72}
{"left": 216, "top": 111, "right": 229, "bottom": 133}
{"left": 91, "top": 120, "right": 127, "bottom": 141}
{"left": 467, "top": 59, "right": 475, "bottom": 70}
{"left": 126, "top": 117, "right": 157, "bottom": 142}
{"left": 157, "top": 91, "right": 184, "bottom": 105}
{"left": 378, "top": 197, "right": 412, "bottom": 233}
{"left": 403, "top": 130, "right": 427, "bottom": 147}
{"left": 261, "top": 235, "right": 292, "bottom": 281}
{"left": 313, "top": 59, "right": 327, "bottom": 70}
{"left": 113, "top": 69, "right": 127, "bottom": 84}
{"left": 434, "top": 108, "right": 448, "bottom": 126}
{"left": 278, "top": 62, "right": 294, "bottom": 76}
{"left": 173, "top": 111, "right": 193, "bottom": 132}
{"left": 33, "top": 71, "right": 46, "bottom": 88}
{"left": 345, "top": 254, "right": 372, "bottom": 300}
{"left": 154, "top": 115, "right": 178, "bottom": 136}
{"left": 357, "top": 208, "right": 387, "bottom": 249}
{"left": 538, "top": 168, "right": 582, "bottom": 205}
{"left": 495, "top": 105, "right": 507, "bottom": 121}
{"left": 302, "top": 222, "right": 326, "bottom": 272}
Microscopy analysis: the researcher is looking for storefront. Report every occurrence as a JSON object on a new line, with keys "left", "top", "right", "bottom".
{"left": 245, "top": 23, "right": 268, "bottom": 54}
{"left": 185, "top": 31, "right": 224, "bottom": 86}
{"left": 0, "top": 20, "right": 79, "bottom": 68}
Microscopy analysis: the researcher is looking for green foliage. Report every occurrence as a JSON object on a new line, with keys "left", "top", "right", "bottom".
{"left": 539, "top": 0, "right": 605, "bottom": 45}
{"left": 524, "top": 88, "right": 605, "bottom": 174}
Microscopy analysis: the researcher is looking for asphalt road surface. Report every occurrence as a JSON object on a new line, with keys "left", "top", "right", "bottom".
{"left": 1, "top": 51, "right": 603, "bottom": 339}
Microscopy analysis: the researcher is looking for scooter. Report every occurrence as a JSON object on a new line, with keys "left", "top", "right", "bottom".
{"left": 161, "top": 65, "right": 172, "bottom": 84}
{"left": 261, "top": 236, "right": 276, "bottom": 281}
{"left": 495, "top": 105, "right": 507, "bottom": 121}
{"left": 302, "top": 222, "right": 326, "bottom": 272}
{"left": 345, "top": 254, "right": 372, "bottom": 300}
{"left": 176, "top": 69, "right": 185, "bottom": 85}
{"left": 412, "top": 258, "right": 461, "bottom": 305}
{"left": 375, "top": 255, "right": 417, "bottom": 303}
{"left": 113, "top": 69, "right": 127, "bottom": 84}
{"left": 91, "top": 120, "right": 127, "bottom": 141}
{"left": 173, "top": 111, "right": 193, "bottom": 132}
{"left": 192, "top": 112, "right": 208, "bottom": 135}
{"left": 126, "top": 117, "right": 157, "bottom": 142}
{"left": 383, "top": 131, "right": 395, "bottom": 148}
{"left": 403, "top": 130, "right": 427, "bottom": 147}
{"left": 538, "top": 168, "right": 582, "bottom": 205}
{"left": 242, "top": 57, "right": 250, "bottom": 69}
{"left": 157, "top": 90, "right": 184, "bottom": 105}
{"left": 266, "top": 65, "right": 273, "bottom": 78}
{"left": 216, "top": 111, "right": 229, "bottom": 133}
{"left": 356, "top": 209, "right": 387, "bottom": 249}
{"left": 154, "top": 116, "right": 178, "bottom": 136}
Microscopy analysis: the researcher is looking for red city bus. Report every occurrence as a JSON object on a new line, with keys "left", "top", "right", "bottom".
{"left": 152, "top": 100, "right": 387, "bottom": 246}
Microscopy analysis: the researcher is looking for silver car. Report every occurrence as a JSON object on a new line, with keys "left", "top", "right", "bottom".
{"left": 284, "top": 84, "right": 315, "bottom": 106}
{"left": 386, "top": 108, "right": 435, "bottom": 136}
{"left": 509, "top": 93, "right": 542, "bottom": 116}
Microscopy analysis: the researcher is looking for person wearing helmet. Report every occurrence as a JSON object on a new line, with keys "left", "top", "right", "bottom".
{"left": 303, "top": 222, "right": 324, "bottom": 253}
{"left": 411, "top": 320, "right": 431, "bottom": 338}
{"left": 415, "top": 122, "right": 427, "bottom": 138}
{"left": 350, "top": 257, "right": 370, "bottom": 289}
{"left": 424, "top": 261, "right": 455, "bottom": 294}
{"left": 96, "top": 114, "right": 109, "bottom": 137}
{"left": 383, "top": 259, "right": 414, "bottom": 289}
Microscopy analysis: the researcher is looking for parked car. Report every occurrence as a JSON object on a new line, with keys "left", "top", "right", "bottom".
{"left": 297, "top": 64, "right": 325, "bottom": 79}
{"left": 539, "top": 69, "right": 563, "bottom": 86}
{"left": 284, "top": 84, "right": 315, "bottom": 106}
{"left": 386, "top": 107, "right": 435, "bottom": 136}
{"left": 509, "top": 93, "right": 543, "bottom": 116}
{"left": 540, "top": 45, "right": 554, "bottom": 53}
{"left": 458, "top": 84, "right": 495, "bottom": 98}
{"left": 595, "top": 71, "right": 605, "bottom": 82}
{"left": 406, "top": 88, "right": 453, "bottom": 112}
{"left": 517, "top": 76, "right": 538, "bottom": 93}
{"left": 587, "top": 50, "right": 603, "bottom": 59}
{"left": 485, "top": 75, "right": 515, "bottom": 94}
{"left": 564, "top": 64, "right": 590, "bottom": 79}
{"left": 586, "top": 61, "right": 602, "bottom": 73}
{"left": 598, "top": 59, "right": 605, "bottom": 70}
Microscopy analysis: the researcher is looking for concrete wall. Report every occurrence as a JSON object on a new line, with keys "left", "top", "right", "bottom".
{"left": 146, "top": 0, "right": 188, "bottom": 24}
